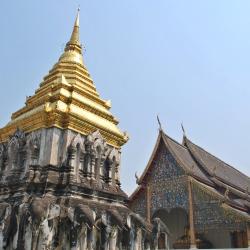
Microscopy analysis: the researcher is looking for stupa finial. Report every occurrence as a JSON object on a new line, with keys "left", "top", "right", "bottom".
{"left": 59, "top": 9, "right": 83, "bottom": 64}
{"left": 66, "top": 8, "right": 81, "bottom": 49}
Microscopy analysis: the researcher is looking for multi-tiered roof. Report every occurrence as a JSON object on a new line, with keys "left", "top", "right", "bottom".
{"left": 131, "top": 129, "right": 250, "bottom": 218}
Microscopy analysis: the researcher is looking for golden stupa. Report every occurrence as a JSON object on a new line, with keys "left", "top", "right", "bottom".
{"left": 0, "top": 11, "right": 128, "bottom": 148}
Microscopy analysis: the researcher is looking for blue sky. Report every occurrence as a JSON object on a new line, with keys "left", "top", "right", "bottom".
{"left": 0, "top": 1, "right": 250, "bottom": 194}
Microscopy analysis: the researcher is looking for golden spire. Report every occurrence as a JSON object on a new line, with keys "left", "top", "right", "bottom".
{"left": 59, "top": 9, "right": 83, "bottom": 65}
{"left": 66, "top": 8, "right": 81, "bottom": 50}
{"left": 0, "top": 9, "right": 129, "bottom": 148}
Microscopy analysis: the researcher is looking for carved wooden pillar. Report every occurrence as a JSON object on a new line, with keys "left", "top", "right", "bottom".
{"left": 146, "top": 184, "right": 151, "bottom": 223}
{"left": 188, "top": 177, "right": 196, "bottom": 249}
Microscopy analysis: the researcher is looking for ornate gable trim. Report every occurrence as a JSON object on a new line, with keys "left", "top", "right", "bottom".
{"left": 129, "top": 131, "right": 164, "bottom": 200}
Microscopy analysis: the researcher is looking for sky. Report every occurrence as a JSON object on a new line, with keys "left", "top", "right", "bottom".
{"left": 0, "top": 1, "right": 250, "bottom": 194}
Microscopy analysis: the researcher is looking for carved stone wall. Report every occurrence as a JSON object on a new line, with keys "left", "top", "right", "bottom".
{"left": 65, "top": 130, "right": 121, "bottom": 188}
{"left": 0, "top": 129, "right": 170, "bottom": 249}
{"left": 0, "top": 195, "right": 156, "bottom": 250}
{"left": 0, "top": 128, "right": 121, "bottom": 191}
{"left": 0, "top": 130, "right": 40, "bottom": 183}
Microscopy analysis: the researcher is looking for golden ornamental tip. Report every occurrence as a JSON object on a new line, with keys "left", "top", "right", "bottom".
{"left": 68, "top": 10, "right": 80, "bottom": 46}
{"left": 75, "top": 8, "right": 80, "bottom": 27}
{"left": 59, "top": 10, "right": 83, "bottom": 64}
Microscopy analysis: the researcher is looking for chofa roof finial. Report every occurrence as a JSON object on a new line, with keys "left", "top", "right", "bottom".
{"left": 157, "top": 115, "right": 162, "bottom": 131}
{"left": 181, "top": 122, "right": 186, "bottom": 137}
{"left": 135, "top": 172, "right": 140, "bottom": 185}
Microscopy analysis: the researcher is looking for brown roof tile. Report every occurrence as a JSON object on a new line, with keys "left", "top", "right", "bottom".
{"left": 162, "top": 133, "right": 214, "bottom": 185}
{"left": 185, "top": 138, "right": 250, "bottom": 192}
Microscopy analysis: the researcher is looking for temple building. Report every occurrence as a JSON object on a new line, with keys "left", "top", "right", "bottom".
{"left": 129, "top": 128, "right": 250, "bottom": 249}
{"left": 0, "top": 11, "right": 168, "bottom": 250}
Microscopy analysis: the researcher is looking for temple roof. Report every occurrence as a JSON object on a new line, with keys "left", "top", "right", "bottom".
{"left": 162, "top": 133, "right": 214, "bottom": 185}
{"left": 130, "top": 129, "right": 250, "bottom": 216}
{"left": 183, "top": 137, "right": 250, "bottom": 192}
{"left": 0, "top": 11, "right": 128, "bottom": 148}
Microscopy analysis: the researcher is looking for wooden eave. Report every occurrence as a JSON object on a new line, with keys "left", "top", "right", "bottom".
{"left": 137, "top": 130, "right": 164, "bottom": 185}
{"left": 192, "top": 178, "right": 249, "bottom": 216}
{"left": 184, "top": 137, "right": 250, "bottom": 196}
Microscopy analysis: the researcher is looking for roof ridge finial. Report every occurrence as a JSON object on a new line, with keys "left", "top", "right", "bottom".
{"left": 157, "top": 115, "right": 162, "bottom": 131}
{"left": 135, "top": 172, "right": 140, "bottom": 185}
{"left": 181, "top": 122, "right": 186, "bottom": 137}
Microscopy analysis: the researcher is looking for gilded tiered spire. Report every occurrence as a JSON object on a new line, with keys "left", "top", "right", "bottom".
{"left": 0, "top": 11, "right": 128, "bottom": 147}
{"left": 59, "top": 10, "right": 83, "bottom": 65}
{"left": 68, "top": 9, "right": 80, "bottom": 46}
